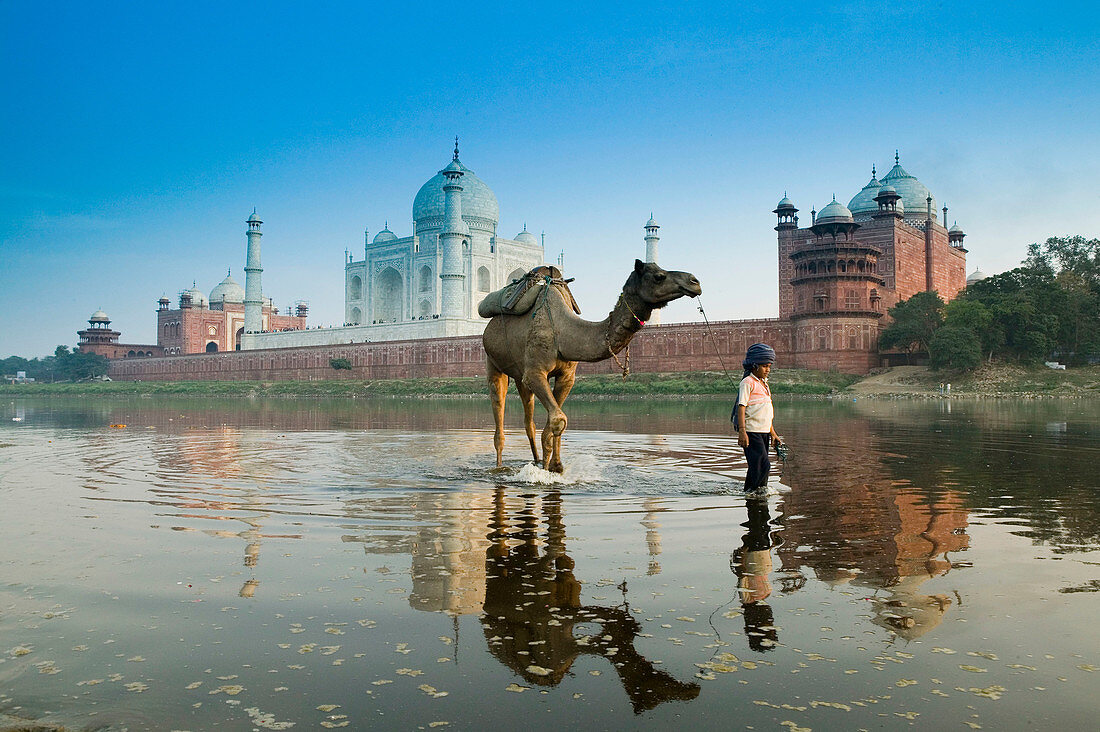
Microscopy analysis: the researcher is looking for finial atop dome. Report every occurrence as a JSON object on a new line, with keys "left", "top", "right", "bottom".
{"left": 872, "top": 164, "right": 877, "bottom": 177}
{"left": 453, "top": 136, "right": 459, "bottom": 161}
{"left": 895, "top": 150, "right": 900, "bottom": 165}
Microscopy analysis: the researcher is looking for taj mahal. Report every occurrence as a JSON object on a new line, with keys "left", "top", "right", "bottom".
{"left": 342, "top": 141, "right": 545, "bottom": 327}
{"left": 245, "top": 140, "right": 548, "bottom": 350}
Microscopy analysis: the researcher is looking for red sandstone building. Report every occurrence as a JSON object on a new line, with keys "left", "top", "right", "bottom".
{"left": 80, "top": 275, "right": 308, "bottom": 359}
{"left": 100, "top": 153, "right": 970, "bottom": 380}
{"left": 77, "top": 309, "right": 164, "bottom": 359}
{"left": 776, "top": 155, "right": 967, "bottom": 372}
{"left": 155, "top": 275, "right": 308, "bottom": 355}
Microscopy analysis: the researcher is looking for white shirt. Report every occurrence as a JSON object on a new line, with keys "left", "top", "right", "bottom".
{"left": 737, "top": 374, "right": 774, "bottom": 434}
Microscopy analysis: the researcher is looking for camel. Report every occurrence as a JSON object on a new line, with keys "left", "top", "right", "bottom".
{"left": 483, "top": 259, "right": 701, "bottom": 473}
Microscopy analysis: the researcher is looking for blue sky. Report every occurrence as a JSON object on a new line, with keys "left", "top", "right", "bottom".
{"left": 2, "top": 1, "right": 1098, "bottom": 358}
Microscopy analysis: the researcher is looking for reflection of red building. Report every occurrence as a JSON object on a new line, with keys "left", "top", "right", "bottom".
{"left": 775, "top": 413, "right": 970, "bottom": 639}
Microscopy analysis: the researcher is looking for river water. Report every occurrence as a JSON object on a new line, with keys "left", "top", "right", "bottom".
{"left": 1, "top": 395, "right": 1098, "bottom": 730}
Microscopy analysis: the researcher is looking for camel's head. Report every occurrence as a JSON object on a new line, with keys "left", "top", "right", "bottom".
{"left": 628, "top": 259, "right": 702, "bottom": 308}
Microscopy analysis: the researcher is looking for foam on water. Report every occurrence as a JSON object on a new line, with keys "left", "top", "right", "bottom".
{"left": 511, "top": 454, "right": 605, "bottom": 485}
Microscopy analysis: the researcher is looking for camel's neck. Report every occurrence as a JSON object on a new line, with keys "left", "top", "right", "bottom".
{"left": 556, "top": 287, "right": 652, "bottom": 363}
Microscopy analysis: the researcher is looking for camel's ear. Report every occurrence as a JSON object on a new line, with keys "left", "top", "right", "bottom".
{"left": 634, "top": 259, "right": 645, "bottom": 274}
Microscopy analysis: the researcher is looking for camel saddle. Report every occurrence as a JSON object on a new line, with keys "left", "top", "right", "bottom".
{"left": 478, "top": 265, "right": 581, "bottom": 318}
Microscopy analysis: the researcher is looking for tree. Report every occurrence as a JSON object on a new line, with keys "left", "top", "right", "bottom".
{"left": 878, "top": 291, "right": 945, "bottom": 357}
{"left": 929, "top": 325, "right": 982, "bottom": 371}
{"left": 942, "top": 298, "right": 998, "bottom": 361}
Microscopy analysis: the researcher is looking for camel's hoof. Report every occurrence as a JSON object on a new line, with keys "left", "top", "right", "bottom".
{"left": 548, "top": 462, "right": 564, "bottom": 474}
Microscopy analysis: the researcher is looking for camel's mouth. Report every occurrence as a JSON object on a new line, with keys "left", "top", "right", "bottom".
{"left": 671, "top": 274, "right": 702, "bottom": 300}
{"left": 680, "top": 280, "right": 702, "bottom": 297}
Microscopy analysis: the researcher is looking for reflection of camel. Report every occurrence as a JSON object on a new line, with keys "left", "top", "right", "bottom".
{"left": 484, "top": 261, "right": 701, "bottom": 472}
{"left": 482, "top": 488, "right": 700, "bottom": 713}
{"left": 730, "top": 499, "right": 781, "bottom": 652}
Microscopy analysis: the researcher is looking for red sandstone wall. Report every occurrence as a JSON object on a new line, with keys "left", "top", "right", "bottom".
{"left": 108, "top": 318, "right": 808, "bottom": 382}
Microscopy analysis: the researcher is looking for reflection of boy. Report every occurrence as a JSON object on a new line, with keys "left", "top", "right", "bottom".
{"left": 735, "top": 343, "right": 784, "bottom": 492}
{"left": 732, "top": 500, "right": 778, "bottom": 652}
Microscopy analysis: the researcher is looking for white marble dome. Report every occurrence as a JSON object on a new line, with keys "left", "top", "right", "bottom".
{"left": 89, "top": 309, "right": 110, "bottom": 323}
{"left": 515, "top": 225, "right": 538, "bottom": 245}
{"left": 412, "top": 157, "right": 499, "bottom": 230}
{"left": 185, "top": 285, "right": 208, "bottom": 308}
{"left": 966, "top": 268, "right": 989, "bottom": 284}
{"left": 209, "top": 272, "right": 245, "bottom": 304}
{"left": 373, "top": 226, "right": 398, "bottom": 243}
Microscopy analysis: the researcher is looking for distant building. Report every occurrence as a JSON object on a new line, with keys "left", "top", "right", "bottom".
{"left": 246, "top": 141, "right": 546, "bottom": 350}
{"left": 103, "top": 149, "right": 972, "bottom": 378}
{"left": 77, "top": 309, "right": 162, "bottom": 359}
{"left": 156, "top": 263, "right": 307, "bottom": 355}
{"left": 775, "top": 152, "right": 968, "bottom": 371}
{"left": 79, "top": 212, "right": 309, "bottom": 357}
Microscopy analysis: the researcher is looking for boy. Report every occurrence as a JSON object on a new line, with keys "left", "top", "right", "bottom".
{"left": 734, "top": 343, "right": 784, "bottom": 492}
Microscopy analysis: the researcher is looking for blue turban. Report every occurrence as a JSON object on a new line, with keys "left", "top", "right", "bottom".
{"left": 742, "top": 343, "right": 776, "bottom": 370}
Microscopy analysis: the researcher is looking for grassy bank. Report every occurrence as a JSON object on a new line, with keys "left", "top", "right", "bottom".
{"left": 0, "top": 368, "right": 856, "bottom": 398}
{"left": 5, "top": 364, "right": 1096, "bottom": 398}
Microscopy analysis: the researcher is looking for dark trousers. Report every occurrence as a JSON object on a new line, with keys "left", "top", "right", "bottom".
{"left": 743, "top": 432, "right": 771, "bottom": 490}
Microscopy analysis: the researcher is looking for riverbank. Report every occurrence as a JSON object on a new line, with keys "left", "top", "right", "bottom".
{"left": 2, "top": 364, "right": 1098, "bottom": 398}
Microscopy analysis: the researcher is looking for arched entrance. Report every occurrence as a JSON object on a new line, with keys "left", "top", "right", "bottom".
{"left": 373, "top": 267, "right": 404, "bottom": 323}
{"left": 206, "top": 341, "right": 219, "bottom": 353}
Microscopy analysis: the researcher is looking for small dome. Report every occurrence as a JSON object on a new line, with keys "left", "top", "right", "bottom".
{"left": 966, "top": 268, "right": 989, "bottom": 284}
{"left": 186, "top": 285, "right": 208, "bottom": 308}
{"left": 209, "top": 272, "right": 245, "bottom": 304}
{"left": 876, "top": 185, "right": 904, "bottom": 212}
{"left": 89, "top": 309, "right": 110, "bottom": 323}
{"left": 645, "top": 215, "right": 659, "bottom": 228}
{"left": 373, "top": 226, "right": 398, "bottom": 243}
{"left": 412, "top": 156, "right": 500, "bottom": 229}
{"left": 847, "top": 170, "right": 882, "bottom": 215}
{"left": 515, "top": 229, "right": 538, "bottom": 245}
{"left": 880, "top": 157, "right": 936, "bottom": 213}
{"left": 816, "top": 197, "right": 854, "bottom": 225}
{"left": 247, "top": 210, "right": 262, "bottom": 224}
{"left": 775, "top": 196, "right": 795, "bottom": 209}
{"left": 949, "top": 222, "right": 965, "bottom": 235}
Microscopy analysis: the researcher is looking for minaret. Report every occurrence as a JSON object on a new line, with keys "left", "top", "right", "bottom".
{"left": 925, "top": 195, "right": 935, "bottom": 291}
{"left": 774, "top": 194, "right": 799, "bottom": 320}
{"left": 644, "top": 214, "right": 661, "bottom": 324}
{"left": 439, "top": 138, "right": 466, "bottom": 319}
{"left": 244, "top": 209, "right": 263, "bottom": 334}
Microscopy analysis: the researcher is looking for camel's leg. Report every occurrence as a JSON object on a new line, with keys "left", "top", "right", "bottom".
{"left": 487, "top": 362, "right": 509, "bottom": 467}
{"left": 523, "top": 371, "right": 567, "bottom": 473}
{"left": 515, "top": 380, "right": 540, "bottom": 464}
{"left": 547, "top": 369, "right": 576, "bottom": 473}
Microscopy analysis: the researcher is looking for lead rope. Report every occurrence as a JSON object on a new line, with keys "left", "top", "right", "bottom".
{"left": 607, "top": 293, "right": 643, "bottom": 380}
{"left": 696, "top": 297, "right": 738, "bottom": 389}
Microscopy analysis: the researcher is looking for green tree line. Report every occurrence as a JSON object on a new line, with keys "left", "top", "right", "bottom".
{"left": 2, "top": 346, "right": 110, "bottom": 382}
{"left": 880, "top": 236, "right": 1100, "bottom": 370}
